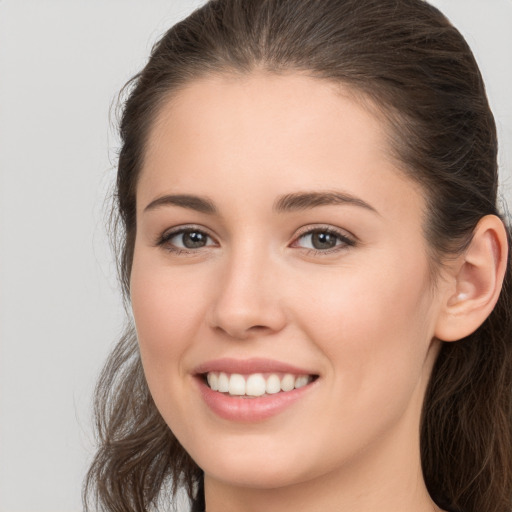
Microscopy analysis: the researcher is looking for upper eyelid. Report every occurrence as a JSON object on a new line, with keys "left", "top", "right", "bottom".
{"left": 160, "top": 224, "right": 354, "bottom": 236}
{"left": 156, "top": 225, "right": 218, "bottom": 247}
{"left": 156, "top": 223, "right": 356, "bottom": 248}
{"left": 290, "top": 226, "right": 358, "bottom": 254}
{"left": 293, "top": 224, "right": 356, "bottom": 241}
{"left": 161, "top": 224, "right": 215, "bottom": 238}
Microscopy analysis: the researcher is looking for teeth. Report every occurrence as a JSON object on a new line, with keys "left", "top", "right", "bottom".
{"left": 266, "top": 374, "right": 281, "bottom": 394}
{"left": 229, "top": 374, "right": 246, "bottom": 395}
{"left": 207, "top": 372, "right": 219, "bottom": 391}
{"left": 280, "top": 374, "right": 295, "bottom": 392}
{"left": 218, "top": 372, "right": 229, "bottom": 393}
{"left": 294, "top": 375, "right": 309, "bottom": 389}
{"left": 205, "top": 372, "right": 314, "bottom": 396}
{"left": 246, "top": 374, "right": 266, "bottom": 396}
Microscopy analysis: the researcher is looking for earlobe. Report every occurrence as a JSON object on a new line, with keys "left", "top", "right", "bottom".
{"left": 435, "top": 215, "right": 508, "bottom": 342}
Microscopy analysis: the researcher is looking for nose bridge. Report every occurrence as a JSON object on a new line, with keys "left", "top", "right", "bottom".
{"left": 209, "top": 239, "right": 285, "bottom": 338}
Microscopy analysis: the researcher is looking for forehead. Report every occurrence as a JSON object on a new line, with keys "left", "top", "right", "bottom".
{"left": 138, "top": 72, "right": 424, "bottom": 223}
{"left": 145, "top": 72, "right": 389, "bottom": 167}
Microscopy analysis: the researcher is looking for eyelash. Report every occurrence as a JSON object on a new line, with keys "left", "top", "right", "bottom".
{"left": 292, "top": 226, "right": 356, "bottom": 255}
{"left": 156, "top": 225, "right": 217, "bottom": 255}
{"left": 156, "top": 225, "right": 356, "bottom": 256}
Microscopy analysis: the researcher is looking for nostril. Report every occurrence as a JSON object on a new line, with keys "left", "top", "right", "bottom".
{"left": 213, "top": 323, "right": 274, "bottom": 341}
{"left": 246, "top": 325, "right": 275, "bottom": 336}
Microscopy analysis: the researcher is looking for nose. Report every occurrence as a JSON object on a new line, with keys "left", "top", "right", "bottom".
{"left": 208, "top": 248, "right": 287, "bottom": 340}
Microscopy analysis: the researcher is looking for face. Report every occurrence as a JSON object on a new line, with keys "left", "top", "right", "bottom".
{"left": 130, "top": 73, "right": 447, "bottom": 490}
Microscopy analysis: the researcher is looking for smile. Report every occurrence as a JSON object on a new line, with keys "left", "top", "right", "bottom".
{"left": 194, "top": 358, "right": 320, "bottom": 421}
{"left": 205, "top": 372, "right": 315, "bottom": 397}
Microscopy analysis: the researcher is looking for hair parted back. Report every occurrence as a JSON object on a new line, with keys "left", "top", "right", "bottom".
{"left": 84, "top": 1, "right": 512, "bottom": 511}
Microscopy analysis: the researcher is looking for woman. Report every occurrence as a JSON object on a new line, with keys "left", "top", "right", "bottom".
{"left": 84, "top": 1, "right": 512, "bottom": 511}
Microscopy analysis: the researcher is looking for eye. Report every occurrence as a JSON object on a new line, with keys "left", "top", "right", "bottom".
{"left": 292, "top": 227, "right": 355, "bottom": 253}
{"left": 158, "top": 227, "right": 217, "bottom": 252}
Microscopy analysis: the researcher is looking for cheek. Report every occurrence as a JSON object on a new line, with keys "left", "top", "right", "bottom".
{"left": 283, "top": 261, "right": 437, "bottom": 469}
{"left": 130, "top": 250, "right": 207, "bottom": 381}
{"left": 293, "top": 253, "right": 435, "bottom": 396}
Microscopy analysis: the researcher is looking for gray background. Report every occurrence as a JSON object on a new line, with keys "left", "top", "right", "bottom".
{"left": 0, "top": 1, "right": 511, "bottom": 511}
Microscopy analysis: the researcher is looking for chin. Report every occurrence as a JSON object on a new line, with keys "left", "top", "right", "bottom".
{"left": 203, "top": 460, "right": 309, "bottom": 490}
{"left": 188, "top": 435, "right": 323, "bottom": 490}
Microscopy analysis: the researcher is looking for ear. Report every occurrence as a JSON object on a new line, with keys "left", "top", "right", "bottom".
{"left": 435, "top": 215, "right": 509, "bottom": 342}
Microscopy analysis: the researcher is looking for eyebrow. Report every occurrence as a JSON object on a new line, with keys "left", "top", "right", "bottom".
{"left": 273, "top": 191, "right": 378, "bottom": 214}
{"left": 143, "top": 190, "right": 378, "bottom": 215}
{"left": 144, "top": 194, "right": 217, "bottom": 214}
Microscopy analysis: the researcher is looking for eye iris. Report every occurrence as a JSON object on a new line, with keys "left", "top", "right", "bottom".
{"left": 182, "top": 231, "right": 207, "bottom": 248}
{"left": 311, "top": 231, "right": 337, "bottom": 250}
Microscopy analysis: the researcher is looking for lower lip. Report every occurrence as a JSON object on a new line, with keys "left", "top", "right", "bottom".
{"left": 196, "top": 377, "right": 317, "bottom": 422}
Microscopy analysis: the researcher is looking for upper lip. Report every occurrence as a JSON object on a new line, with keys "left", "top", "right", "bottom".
{"left": 193, "top": 357, "right": 318, "bottom": 376}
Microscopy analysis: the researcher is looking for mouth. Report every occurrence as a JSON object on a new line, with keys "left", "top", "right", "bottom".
{"left": 201, "top": 371, "right": 318, "bottom": 398}
{"left": 193, "top": 358, "right": 319, "bottom": 420}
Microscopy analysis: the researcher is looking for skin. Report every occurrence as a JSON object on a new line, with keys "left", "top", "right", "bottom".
{"left": 130, "top": 72, "right": 454, "bottom": 512}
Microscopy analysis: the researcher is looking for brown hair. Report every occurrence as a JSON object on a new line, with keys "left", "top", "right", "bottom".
{"left": 84, "top": 1, "right": 512, "bottom": 511}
